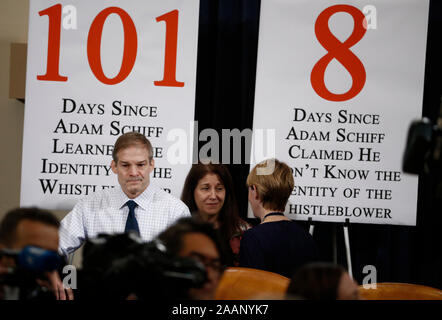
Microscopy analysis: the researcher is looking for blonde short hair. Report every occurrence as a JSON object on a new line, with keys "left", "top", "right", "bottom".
{"left": 247, "top": 159, "right": 294, "bottom": 211}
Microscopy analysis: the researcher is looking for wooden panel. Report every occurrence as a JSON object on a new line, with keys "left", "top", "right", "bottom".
{"left": 215, "top": 267, "right": 290, "bottom": 300}
{"left": 359, "top": 282, "right": 442, "bottom": 300}
{"left": 9, "top": 43, "right": 27, "bottom": 100}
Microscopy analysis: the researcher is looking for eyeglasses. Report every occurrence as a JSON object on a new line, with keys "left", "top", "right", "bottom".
{"left": 188, "top": 252, "right": 226, "bottom": 273}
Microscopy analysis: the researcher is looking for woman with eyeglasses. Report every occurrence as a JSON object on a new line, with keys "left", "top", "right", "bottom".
{"left": 157, "top": 217, "right": 226, "bottom": 300}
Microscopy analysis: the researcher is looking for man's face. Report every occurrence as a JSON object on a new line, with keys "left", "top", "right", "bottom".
{"left": 111, "top": 145, "right": 154, "bottom": 199}
{"left": 12, "top": 220, "right": 59, "bottom": 251}
{"left": 0, "top": 220, "right": 59, "bottom": 268}
{"left": 179, "top": 232, "right": 223, "bottom": 300}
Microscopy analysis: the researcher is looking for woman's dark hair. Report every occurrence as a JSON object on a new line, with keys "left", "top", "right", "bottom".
{"left": 286, "top": 262, "right": 346, "bottom": 300}
{"left": 181, "top": 163, "right": 242, "bottom": 255}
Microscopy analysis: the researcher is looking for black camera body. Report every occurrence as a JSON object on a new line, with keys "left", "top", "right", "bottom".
{"left": 403, "top": 118, "right": 441, "bottom": 174}
{"left": 403, "top": 97, "right": 442, "bottom": 178}
{"left": 0, "top": 246, "right": 65, "bottom": 300}
{"left": 77, "top": 232, "right": 207, "bottom": 300}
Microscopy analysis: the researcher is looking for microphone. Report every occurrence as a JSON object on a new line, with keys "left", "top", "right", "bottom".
{"left": 0, "top": 246, "right": 64, "bottom": 273}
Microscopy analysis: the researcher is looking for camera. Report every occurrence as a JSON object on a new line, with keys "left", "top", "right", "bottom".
{"left": 403, "top": 99, "right": 442, "bottom": 177}
{"left": 76, "top": 232, "right": 207, "bottom": 300}
{"left": 0, "top": 246, "right": 65, "bottom": 300}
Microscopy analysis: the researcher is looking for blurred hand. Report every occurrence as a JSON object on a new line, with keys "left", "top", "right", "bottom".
{"left": 37, "top": 271, "right": 74, "bottom": 300}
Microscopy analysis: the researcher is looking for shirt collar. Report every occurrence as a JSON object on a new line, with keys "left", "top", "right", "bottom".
{"left": 115, "top": 185, "right": 155, "bottom": 211}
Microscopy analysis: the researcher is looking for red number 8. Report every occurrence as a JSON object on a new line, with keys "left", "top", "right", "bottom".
{"left": 311, "top": 5, "right": 367, "bottom": 102}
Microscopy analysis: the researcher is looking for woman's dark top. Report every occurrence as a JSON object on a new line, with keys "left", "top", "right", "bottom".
{"left": 239, "top": 220, "right": 318, "bottom": 278}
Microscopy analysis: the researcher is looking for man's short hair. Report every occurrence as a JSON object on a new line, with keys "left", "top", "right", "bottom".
{"left": 112, "top": 132, "right": 153, "bottom": 163}
{"left": 0, "top": 207, "right": 60, "bottom": 247}
{"left": 246, "top": 158, "right": 294, "bottom": 212}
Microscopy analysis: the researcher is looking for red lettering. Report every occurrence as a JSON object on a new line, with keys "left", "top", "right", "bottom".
{"left": 87, "top": 7, "right": 137, "bottom": 85}
{"left": 311, "top": 5, "right": 366, "bottom": 101}
{"left": 37, "top": 4, "right": 68, "bottom": 82}
{"left": 154, "top": 10, "right": 184, "bottom": 87}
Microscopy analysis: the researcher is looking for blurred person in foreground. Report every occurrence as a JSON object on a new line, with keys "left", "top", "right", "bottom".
{"left": 157, "top": 217, "right": 226, "bottom": 300}
{"left": 239, "top": 158, "right": 318, "bottom": 277}
{"left": 286, "top": 262, "right": 360, "bottom": 300}
{"left": 0, "top": 207, "right": 72, "bottom": 300}
{"left": 181, "top": 162, "right": 250, "bottom": 266}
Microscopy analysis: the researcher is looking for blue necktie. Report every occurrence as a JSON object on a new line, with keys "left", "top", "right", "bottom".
{"left": 125, "top": 200, "right": 140, "bottom": 235}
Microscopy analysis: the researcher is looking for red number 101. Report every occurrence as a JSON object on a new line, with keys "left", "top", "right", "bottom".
{"left": 37, "top": 4, "right": 184, "bottom": 87}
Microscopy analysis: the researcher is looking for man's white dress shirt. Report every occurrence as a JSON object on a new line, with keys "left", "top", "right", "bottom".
{"left": 59, "top": 185, "right": 190, "bottom": 256}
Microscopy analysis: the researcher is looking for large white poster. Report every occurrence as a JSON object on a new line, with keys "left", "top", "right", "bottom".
{"left": 21, "top": 0, "right": 200, "bottom": 210}
{"left": 252, "top": 0, "right": 429, "bottom": 225}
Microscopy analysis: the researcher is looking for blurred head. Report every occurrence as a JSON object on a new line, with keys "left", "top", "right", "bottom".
{"left": 247, "top": 159, "right": 294, "bottom": 214}
{"left": 0, "top": 208, "right": 60, "bottom": 268}
{"left": 181, "top": 163, "right": 240, "bottom": 237}
{"left": 286, "top": 262, "right": 360, "bottom": 300}
{"left": 157, "top": 217, "right": 225, "bottom": 300}
{"left": 111, "top": 132, "right": 155, "bottom": 198}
